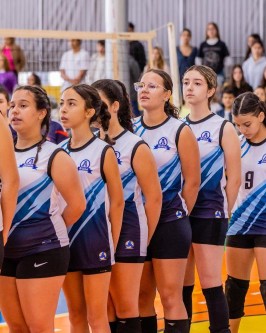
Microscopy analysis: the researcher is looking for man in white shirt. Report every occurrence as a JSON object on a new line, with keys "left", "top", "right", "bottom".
{"left": 60, "top": 39, "right": 89, "bottom": 91}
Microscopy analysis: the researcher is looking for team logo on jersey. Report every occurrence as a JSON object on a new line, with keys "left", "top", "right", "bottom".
{"left": 258, "top": 153, "right": 266, "bottom": 164}
{"left": 215, "top": 210, "right": 222, "bottom": 218}
{"left": 176, "top": 210, "right": 183, "bottom": 219}
{"left": 154, "top": 137, "right": 170, "bottom": 150}
{"left": 197, "top": 131, "right": 212, "bottom": 143}
{"left": 125, "top": 240, "right": 135, "bottom": 249}
{"left": 78, "top": 159, "right": 92, "bottom": 173}
{"left": 99, "top": 252, "right": 107, "bottom": 261}
{"left": 115, "top": 151, "right": 122, "bottom": 165}
{"left": 19, "top": 157, "right": 37, "bottom": 169}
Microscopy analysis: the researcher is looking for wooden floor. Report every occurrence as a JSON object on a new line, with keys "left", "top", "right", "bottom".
{"left": 0, "top": 256, "right": 265, "bottom": 332}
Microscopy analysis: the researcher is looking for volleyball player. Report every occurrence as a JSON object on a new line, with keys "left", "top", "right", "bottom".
{"left": 0, "top": 85, "right": 85, "bottom": 333}
{"left": 0, "top": 112, "right": 18, "bottom": 265}
{"left": 134, "top": 69, "right": 200, "bottom": 333}
{"left": 92, "top": 79, "right": 162, "bottom": 333}
{"left": 182, "top": 65, "right": 241, "bottom": 333}
{"left": 59, "top": 84, "right": 124, "bottom": 333}
{"left": 225, "top": 92, "right": 266, "bottom": 333}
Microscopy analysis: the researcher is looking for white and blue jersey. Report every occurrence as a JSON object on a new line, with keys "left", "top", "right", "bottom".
{"left": 185, "top": 113, "right": 228, "bottom": 219}
{"left": 60, "top": 136, "right": 114, "bottom": 270}
{"left": 227, "top": 136, "right": 266, "bottom": 235}
{"left": 5, "top": 141, "right": 69, "bottom": 258}
{"left": 113, "top": 130, "right": 148, "bottom": 258}
{"left": 133, "top": 116, "right": 188, "bottom": 223}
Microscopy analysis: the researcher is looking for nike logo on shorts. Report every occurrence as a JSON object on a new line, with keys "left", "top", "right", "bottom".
{"left": 34, "top": 262, "right": 48, "bottom": 268}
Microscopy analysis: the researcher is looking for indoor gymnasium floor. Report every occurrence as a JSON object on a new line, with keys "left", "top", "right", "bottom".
{"left": 0, "top": 257, "right": 265, "bottom": 332}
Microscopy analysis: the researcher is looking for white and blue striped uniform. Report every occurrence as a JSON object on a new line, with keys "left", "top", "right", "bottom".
{"left": 227, "top": 136, "right": 266, "bottom": 235}
{"left": 133, "top": 116, "right": 188, "bottom": 223}
{"left": 113, "top": 130, "right": 148, "bottom": 258}
{"left": 60, "top": 136, "right": 114, "bottom": 271}
{"left": 185, "top": 113, "right": 228, "bottom": 219}
{"left": 5, "top": 141, "right": 69, "bottom": 258}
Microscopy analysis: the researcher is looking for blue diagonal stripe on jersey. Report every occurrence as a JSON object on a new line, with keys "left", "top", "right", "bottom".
{"left": 229, "top": 181, "right": 266, "bottom": 234}
{"left": 241, "top": 139, "right": 248, "bottom": 149}
{"left": 68, "top": 178, "right": 106, "bottom": 245}
{"left": 121, "top": 170, "right": 136, "bottom": 200}
{"left": 241, "top": 144, "right": 251, "bottom": 159}
{"left": 200, "top": 147, "right": 224, "bottom": 190}
{"left": 243, "top": 193, "right": 266, "bottom": 234}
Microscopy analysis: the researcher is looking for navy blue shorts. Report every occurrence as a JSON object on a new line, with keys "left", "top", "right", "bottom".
{"left": 226, "top": 235, "right": 266, "bottom": 249}
{"left": 146, "top": 217, "right": 192, "bottom": 260}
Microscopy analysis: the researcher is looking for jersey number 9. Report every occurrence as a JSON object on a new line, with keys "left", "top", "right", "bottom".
{"left": 245, "top": 171, "right": 254, "bottom": 190}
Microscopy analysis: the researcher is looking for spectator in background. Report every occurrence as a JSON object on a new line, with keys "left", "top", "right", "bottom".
{"left": 144, "top": 46, "right": 169, "bottom": 73}
{"left": 224, "top": 64, "right": 253, "bottom": 97}
{"left": 177, "top": 28, "right": 197, "bottom": 83}
{"left": 0, "top": 54, "right": 17, "bottom": 96}
{"left": 196, "top": 22, "right": 231, "bottom": 87}
{"left": 216, "top": 87, "right": 235, "bottom": 123}
{"left": 86, "top": 40, "right": 106, "bottom": 84}
{"left": 242, "top": 40, "right": 266, "bottom": 90}
{"left": 244, "top": 33, "right": 263, "bottom": 60}
{"left": 260, "top": 66, "right": 266, "bottom": 88}
{"left": 27, "top": 72, "right": 68, "bottom": 144}
{"left": 254, "top": 85, "right": 266, "bottom": 102}
{"left": 0, "top": 37, "right": 25, "bottom": 77}
{"left": 128, "top": 22, "right": 146, "bottom": 73}
{"left": 59, "top": 39, "right": 89, "bottom": 92}
{"left": 129, "top": 55, "right": 141, "bottom": 116}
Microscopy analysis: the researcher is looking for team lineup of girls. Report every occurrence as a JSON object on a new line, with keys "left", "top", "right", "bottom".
{"left": 0, "top": 64, "right": 265, "bottom": 333}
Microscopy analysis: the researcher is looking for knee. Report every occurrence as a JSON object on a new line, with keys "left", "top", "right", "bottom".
{"left": 159, "top": 288, "right": 182, "bottom": 311}
{"left": 5, "top": 324, "right": 29, "bottom": 333}
{"left": 68, "top": 304, "right": 87, "bottom": 326}
{"left": 139, "top": 286, "right": 156, "bottom": 310}
{"left": 260, "top": 280, "right": 266, "bottom": 306}
{"left": 225, "top": 275, "right": 249, "bottom": 319}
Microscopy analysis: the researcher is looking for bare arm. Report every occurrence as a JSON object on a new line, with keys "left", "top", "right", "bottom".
{"left": 103, "top": 148, "right": 124, "bottom": 251}
{"left": 133, "top": 143, "right": 162, "bottom": 243}
{"left": 0, "top": 116, "right": 19, "bottom": 243}
{"left": 222, "top": 122, "right": 241, "bottom": 215}
{"left": 178, "top": 125, "right": 201, "bottom": 214}
{"left": 51, "top": 151, "right": 86, "bottom": 226}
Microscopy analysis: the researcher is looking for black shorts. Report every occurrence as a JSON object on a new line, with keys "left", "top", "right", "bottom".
{"left": 0, "top": 231, "right": 3, "bottom": 271}
{"left": 115, "top": 256, "right": 146, "bottom": 263}
{"left": 1, "top": 246, "right": 70, "bottom": 279}
{"left": 69, "top": 265, "right": 112, "bottom": 275}
{"left": 190, "top": 217, "right": 228, "bottom": 246}
{"left": 146, "top": 217, "right": 191, "bottom": 260}
{"left": 226, "top": 235, "right": 266, "bottom": 249}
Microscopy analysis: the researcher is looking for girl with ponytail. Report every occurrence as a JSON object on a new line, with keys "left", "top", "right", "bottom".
{"left": 133, "top": 69, "right": 201, "bottom": 333}
{"left": 226, "top": 92, "right": 266, "bottom": 333}
{"left": 92, "top": 79, "right": 162, "bottom": 333}
{"left": 0, "top": 85, "right": 85, "bottom": 333}
{"left": 59, "top": 83, "right": 124, "bottom": 333}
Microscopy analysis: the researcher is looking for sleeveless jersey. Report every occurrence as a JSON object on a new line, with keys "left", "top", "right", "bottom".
{"left": 133, "top": 116, "right": 188, "bottom": 223}
{"left": 113, "top": 130, "right": 148, "bottom": 257}
{"left": 185, "top": 113, "right": 228, "bottom": 219}
{"left": 60, "top": 136, "right": 114, "bottom": 270}
{"left": 5, "top": 141, "right": 69, "bottom": 258}
{"left": 227, "top": 136, "right": 266, "bottom": 235}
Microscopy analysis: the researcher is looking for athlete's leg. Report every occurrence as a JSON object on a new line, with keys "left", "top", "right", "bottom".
{"left": 17, "top": 275, "right": 65, "bottom": 333}
{"left": 226, "top": 246, "right": 254, "bottom": 333}
{"left": 83, "top": 272, "right": 111, "bottom": 333}
{"left": 254, "top": 247, "right": 266, "bottom": 308}
{"left": 194, "top": 243, "right": 230, "bottom": 333}
{"left": 183, "top": 247, "right": 195, "bottom": 325}
{"left": 109, "top": 262, "right": 143, "bottom": 333}
{"left": 0, "top": 276, "right": 29, "bottom": 333}
{"left": 63, "top": 272, "right": 90, "bottom": 333}
{"left": 108, "top": 294, "right": 117, "bottom": 333}
{"left": 139, "top": 261, "right": 157, "bottom": 333}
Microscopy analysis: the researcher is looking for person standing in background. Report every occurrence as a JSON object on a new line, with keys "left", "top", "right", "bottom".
{"left": 128, "top": 22, "right": 147, "bottom": 73}
{"left": 0, "top": 54, "right": 17, "bottom": 96}
{"left": 0, "top": 37, "right": 25, "bottom": 77}
{"left": 60, "top": 39, "right": 89, "bottom": 92}
{"left": 86, "top": 40, "right": 106, "bottom": 84}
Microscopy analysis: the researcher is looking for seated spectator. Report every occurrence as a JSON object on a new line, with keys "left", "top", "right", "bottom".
{"left": 210, "top": 93, "right": 222, "bottom": 113}
{"left": 0, "top": 37, "right": 25, "bottom": 77}
{"left": 242, "top": 40, "right": 266, "bottom": 90}
{"left": 86, "top": 40, "right": 106, "bottom": 84}
{"left": 244, "top": 33, "right": 263, "bottom": 60}
{"left": 224, "top": 64, "right": 253, "bottom": 96}
{"left": 27, "top": 72, "right": 68, "bottom": 144}
{"left": 0, "top": 54, "right": 17, "bottom": 95}
{"left": 216, "top": 88, "right": 235, "bottom": 123}
{"left": 128, "top": 22, "right": 146, "bottom": 72}
{"left": 144, "top": 46, "right": 169, "bottom": 73}
{"left": 254, "top": 85, "right": 266, "bottom": 102}
{"left": 177, "top": 28, "right": 197, "bottom": 83}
